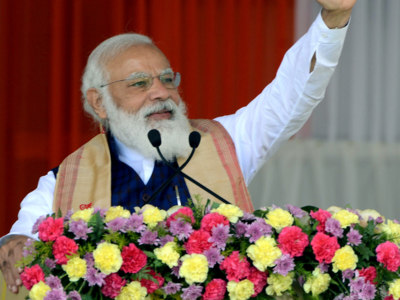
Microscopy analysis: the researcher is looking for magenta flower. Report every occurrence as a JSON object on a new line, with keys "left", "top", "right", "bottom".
{"left": 162, "top": 282, "right": 182, "bottom": 294}
{"left": 45, "top": 275, "right": 62, "bottom": 290}
{"left": 67, "top": 291, "right": 82, "bottom": 300}
{"left": 347, "top": 228, "right": 362, "bottom": 246}
{"left": 105, "top": 217, "right": 126, "bottom": 232}
{"left": 325, "top": 218, "right": 344, "bottom": 238}
{"left": 159, "top": 235, "right": 175, "bottom": 246}
{"left": 43, "top": 289, "right": 67, "bottom": 300}
{"left": 31, "top": 215, "right": 46, "bottom": 234}
{"left": 69, "top": 219, "right": 93, "bottom": 240}
{"left": 84, "top": 267, "right": 106, "bottom": 287}
{"left": 234, "top": 221, "right": 248, "bottom": 238}
{"left": 124, "top": 213, "right": 146, "bottom": 233}
{"left": 181, "top": 285, "right": 203, "bottom": 300}
{"left": 203, "top": 247, "right": 225, "bottom": 268}
{"left": 285, "top": 204, "right": 307, "bottom": 218}
{"left": 169, "top": 218, "right": 194, "bottom": 241}
{"left": 45, "top": 258, "right": 56, "bottom": 269}
{"left": 273, "top": 254, "right": 295, "bottom": 276}
{"left": 209, "top": 224, "right": 231, "bottom": 250}
{"left": 138, "top": 229, "right": 159, "bottom": 245}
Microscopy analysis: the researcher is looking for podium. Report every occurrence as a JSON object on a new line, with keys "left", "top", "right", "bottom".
{"left": 0, "top": 271, "right": 28, "bottom": 300}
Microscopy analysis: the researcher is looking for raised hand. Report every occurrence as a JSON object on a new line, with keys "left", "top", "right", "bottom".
{"left": 316, "top": 0, "right": 357, "bottom": 28}
{"left": 0, "top": 235, "right": 28, "bottom": 294}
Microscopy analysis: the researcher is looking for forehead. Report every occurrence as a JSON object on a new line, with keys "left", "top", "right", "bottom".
{"left": 105, "top": 44, "right": 171, "bottom": 79}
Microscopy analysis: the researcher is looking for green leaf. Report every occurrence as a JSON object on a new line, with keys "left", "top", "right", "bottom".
{"left": 301, "top": 206, "right": 319, "bottom": 213}
{"left": 354, "top": 244, "right": 375, "bottom": 261}
{"left": 57, "top": 208, "right": 62, "bottom": 218}
{"left": 88, "top": 212, "right": 104, "bottom": 243}
{"left": 211, "top": 202, "right": 220, "bottom": 210}
{"left": 143, "top": 250, "right": 157, "bottom": 259}
{"left": 81, "top": 294, "right": 95, "bottom": 300}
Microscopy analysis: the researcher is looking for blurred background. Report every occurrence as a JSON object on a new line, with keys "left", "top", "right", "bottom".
{"left": 0, "top": 0, "right": 399, "bottom": 237}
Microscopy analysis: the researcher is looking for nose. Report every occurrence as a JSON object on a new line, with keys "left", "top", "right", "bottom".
{"left": 148, "top": 77, "right": 171, "bottom": 101}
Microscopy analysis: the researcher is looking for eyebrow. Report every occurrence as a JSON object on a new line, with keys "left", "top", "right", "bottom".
{"left": 126, "top": 68, "right": 174, "bottom": 80}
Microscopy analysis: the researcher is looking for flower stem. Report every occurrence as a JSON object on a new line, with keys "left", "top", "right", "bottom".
{"left": 78, "top": 281, "right": 87, "bottom": 293}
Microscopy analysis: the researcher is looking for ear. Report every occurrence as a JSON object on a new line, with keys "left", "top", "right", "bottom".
{"left": 86, "top": 88, "right": 107, "bottom": 119}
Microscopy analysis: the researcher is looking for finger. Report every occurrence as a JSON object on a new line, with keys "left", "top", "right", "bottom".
{"left": 1, "top": 261, "right": 16, "bottom": 290}
{"left": 17, "top": 267, "right": 23, "bottom": 273}
{"left": 7, "top": 249, "right": 22, "bottom": 289}
{"left": 16, "top": 278, "right": 22, "bottom": 286}
{"left": 11, "top": 285, "right": 18, "bottom": 294}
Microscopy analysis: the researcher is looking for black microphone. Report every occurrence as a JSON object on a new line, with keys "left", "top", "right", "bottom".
{"left": 147, "top": 129, "right": 230, "bottom": 205}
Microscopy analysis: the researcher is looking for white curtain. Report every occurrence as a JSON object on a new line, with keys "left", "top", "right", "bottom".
{"left": 248, "top": 0, "right": 400, "bottom": 220}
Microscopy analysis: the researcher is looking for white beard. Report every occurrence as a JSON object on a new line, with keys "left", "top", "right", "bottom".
{"left": 102, "top": 92, "right": 192, "bottom": 162}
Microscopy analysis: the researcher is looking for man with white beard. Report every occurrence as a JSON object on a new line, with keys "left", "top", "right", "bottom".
{"left": 0, "top": 0, "right": 356, "bottom": 294}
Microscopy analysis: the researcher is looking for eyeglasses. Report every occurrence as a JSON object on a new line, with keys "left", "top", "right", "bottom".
{"left": 100, "top": 72, "right": 181, "bottom": 93}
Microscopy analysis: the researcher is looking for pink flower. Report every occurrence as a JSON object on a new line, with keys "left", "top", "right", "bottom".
{"left": 220, "top": 251, "right": 251, "bottom": 282}
{"left": 359, "top": 267, "right": 377, "bottom": 285}
{"left": 121, "top": 243, "right": 147, "bottom": 274}
{"left": 139, "top": 269, "right": 165, "bottom": 294}
{"left": 166, "top": 207, "right": 195, "bottom": 227}
{"left": 277, "top": 226, "right": 309, "bottom": 257}
{"left": 310, "top": 209, "right": 331, "bottom": 232}
{"left": 20, "top": 264, "right": 45, "bottom": 291}
{"left": 101, "top": 273, "right": 127, "bottom": 298}
{"left": 311, "top": 232, "right": 340, "bottom": 264}
{"left": 184, "top": 230, "right": 213, "bottom": 254}
{"left": 203, "top": 279, "right": 227, "bottom": 300}
{"left": 200, "top": 213, "right": 230, "bottom": 234}
{"left": 247, "top": 267, "right": 268, "bottom": 297}
{"left": 52, "top": 236, "right": 79, "bottom": 265}
{"left": 38, "top": 217, "right": 64, "bottom": 242}
{"left": 376, "top": 241, "right": 400, "bottom": 272}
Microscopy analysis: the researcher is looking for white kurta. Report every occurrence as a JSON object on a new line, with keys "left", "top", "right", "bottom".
{"left": 5, "top": 12, "right": 348, "bottom": 241}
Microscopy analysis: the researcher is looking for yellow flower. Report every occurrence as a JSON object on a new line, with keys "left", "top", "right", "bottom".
{"left": 389, "top": 279, "right": 400, "bottom": 300}
{"left": 358, "top": 209, "right": 384, "bottom": 228}
{"left": 303, "top": 267, "right": 331, "bottom": 296}
{"left": 71, "top": 208, "right": 94, "bottom": 222}
{"left": 211, "top": 204, "right": 243, "bottom": 223}
{"left": 332, "top": 245, "right": 358, "bottom": 272}
{"left": 332, "top": 210, "right": 359, "bottom": 228}
{"left": 93, "top": 242, "right": 123, "bottom": 275}
{"left": 116, "top": 281, "right": 147, "bottom": 300}
{"left": 380, "top": 220, "right": 400, "bottom": 244}
{"left": 266, "top": 272, "right": 294, "bottom": 296}
{"left": 154, "top": 242, "right": 180, "bottom": 268}
{"left": 105, "top": 206, "right": 131, "bottom": 223}
{"left": 227, "top": 279, "right": 255, "bottom": 300}
{"left": 246, "top": 236, "right": 282, "bottom": 271}
{"left": 61, "top": 256, "right": 87, "bottom": 282}
{"left": 29, "top": 281, "right": 51, "bottom": 300}
{"left": 179, "top": 253, "right": 209, "bottom": 285}
{"left": 264, "top": 208, "right": 294, "bottom": 232}
{"left": 142, "top": 206, "right": 167, "bottom": 229}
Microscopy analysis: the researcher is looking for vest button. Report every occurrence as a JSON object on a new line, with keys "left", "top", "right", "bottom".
{"left": 142, "top": 193, "right": 150, "bottom": 202}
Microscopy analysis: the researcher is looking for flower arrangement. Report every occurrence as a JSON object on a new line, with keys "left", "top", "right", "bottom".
{"left": 18, "top": 198, "right": 400, "bottom": 300}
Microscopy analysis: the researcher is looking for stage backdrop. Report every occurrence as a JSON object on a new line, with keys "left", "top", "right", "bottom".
{"left": 0, "top": 0, "right": 294, "bottom": 236}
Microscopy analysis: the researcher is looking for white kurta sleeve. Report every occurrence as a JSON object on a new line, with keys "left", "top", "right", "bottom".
{"left": 215, "top": 12, "right": 349, "bottom": 185}
{"left": 1, "top": 171, "right": 55, "bottom": 241}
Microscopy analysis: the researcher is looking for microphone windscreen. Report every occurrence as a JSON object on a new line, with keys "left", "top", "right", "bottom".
{"left": 189, "top": 131, "right": 201, "bottom": 149}
{"left": 148, "top": 129, "right": 162, "bottom": 147}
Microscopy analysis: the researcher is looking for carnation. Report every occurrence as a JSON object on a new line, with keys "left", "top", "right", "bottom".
{"left": 246, "top": 236, "right": 282, "bottom": 272}
{"left": 184, "top": 230, "right": 213, "bottom": 254}
{"left": 53, "top": 236, "right": 79, "bottom": 265}
{"left": 380, "top": 220, "right": 400, "bottom": 244}
{"left": 376, "top": 241, "right": 400, "bottom": 272}
{"left": 101, "top": 273, "right": 127, "bottom": 298}
{"left": 266, "top": 272, "right": 294, "bottom": 296}
{"left": 389, "top": 279, "right": 400, "bottom": 300}
{"left": 311, "top": 232, "right": 340, "bottom": 264}
{"left": 310, "top": 209, "right": 332, "bottom": 232}
{"left": 211, "top": 204, "right": 243, "bottom": 223}
{"left": 220, "top": 251, "right": 251, "bottom": 282}
{"left": 116, "top": 281, "right": 147, "bottom": 300}
{"left": 28, "top": 281, "right": 51, "bottom": 300}
{"left": 203, "top": 279, "right": 227, "bottom": 300}
{"left": 93, "top": 242, "right": 123, "bottom": 275}
{"left": 62, "top": 256, "right": 87, "bottom": 282}
{"left": 264, "top": 208, "right": 294, "bottom": 233}
{"left": 21, "top": 264, "right": 45, "bottom": 290}
{"left": 38, "top": 217, "right": 64, "bottom": 242}
{"left": 277, "top": 226, "right": 309, "bottom": 257}
{"left": 247, "top": 267, "right": 268, "bottom": 297}
{"left": 332, "top": 246, "right": 358, "bottom": 272}
{"left": 180, "top": 253, "right": 209, "bottom": 285}
{"left": 166, "top": 207, "right": 195, "bottom": 227}
{"left": 227, "top": 279, "right": 254, "bottom": 300}
{"left": 139, "top": 269, "right": 165, "bottom": 294}
{"left": 200, "top": 212, "right": 230, "bottom": 234}
{"left": 121, "top": 243, "right": 147, "bottom": 274}
{"left": 154, "top": 241, "right": 180, "bottom": 268}
{"left": 359, "top": 267, "right": 377, "bottom": 285}
{"left": 142, "top": 206, "right": 167, "bottom": 229}
{"left": 303, "top": 268, "right": 331, "bottom": 296}
{"left": 70, "top": 208, "right": 94, "bottom": 222}
{"left": 332, "top": 210, "right": 360, "bottom": 228}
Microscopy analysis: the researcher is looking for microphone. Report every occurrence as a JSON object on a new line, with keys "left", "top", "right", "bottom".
{"left": 147, "top": 129, "right": 230, "bottom": 205}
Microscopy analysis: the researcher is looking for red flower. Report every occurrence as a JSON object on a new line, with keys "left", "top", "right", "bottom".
{"left": 20, "top": 264, "right": 45, "bottom": 291}
{"left": 184, "top": 230, "right": 213, "bottom": 254}
{"left": 52, "top": 236, "right": 79, "bottom": 265}
{"left": 220, "top": 251, "right": 251, "bottom": 282}
{"left": 376, "top": 241, "right": 400, "bottom": 272}
{"left": 311, "top": 232, "right": 340, "bottom": 264}
{"left": 247, "top": 267, "right": 268, "bottom": 297}
{"left": 310, "top": 209, "right": 332, "bottom": 232}
{"left": 384, "top": 295, "right": 394, "bottom": 300}
{"left": 166, "top": 207, "right": 195, "bottom": 227}
{"left": 101, "top": 273, "right": 127, "bottom": 298}
{"left": 359, "top": 266, "right": 377, "bottom": 285}
{"left": 278, "top": 226, "right": 309, "bottom": 258}
{"left": 200, "top": 213, "right": 230, "bottom": 234}
{"left": 139, "top": 269, "right": 165, "bottom": 294}
{"left": 38, "top": 217, "right": 64, "bottom": 242}
{"left": 121, "top": 243, "right": 147, "bottom": 274}
{"left": 203, "top": 279, "right": 227, "bottom": 300}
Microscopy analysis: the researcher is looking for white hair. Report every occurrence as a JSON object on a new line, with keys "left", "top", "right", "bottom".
{"left": 81, "top": 33, "right": 153, "bottom": 126}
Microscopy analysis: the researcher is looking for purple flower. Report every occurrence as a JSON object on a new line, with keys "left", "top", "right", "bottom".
{"left": 159, "top": 235, "right": 175, "bottom": 246}
{"left": 347, "top": 228, "right": 362, "bottom": 246}
{"left": 63, "top": 210, "right": 74, "bottom": 224}
{"left": 394, "top": 219, "right": 399, "bottom": 224}
{"left": 204, "top": 204, "right": 212, "bottom": 215}
{"left": 209, "top": 224, "right": 231, "bottom": 250}
{"left": 124, "top": 213, "right": 146, "bottom": 233}
{"left": 242, "top": 211, "right": 256, "bottom": 221}
{"left": 245, "top": 222, "right": 263, "bottom": 243}
{"left": 285, "top": 204, "right": 307, "bottom": 218}
{"left": 344, "top": 295, "right": 359, "bottom": 300}
{"left": 45, "top": 258, "right": 56, "bottom": 269}
{"left": 67, "top": 291, "right": 82, "bottom": 300}
{"left": 93, "top": 207, "right": 107, "bottom": 218}
{"left": 203, "top": 247, "right": 225, "bottom": 268}
{"left": 298, "top": 275, "right": 305, "bottom": 286}
{"left": 43, "top": 289, "right": 67, "bottom": 300}
{"left": 169, "top": 218, "right": 194, "bottom": 241}
{"left": 255, "top": 217, "right": 273, "bottom": 235}
{"left": 172, "top": 261, "right": 182, "bottom": 278}
{"left": 105, "top": 217, "right": 126, "bottom": 232}
{"left": 234, "top": 221, "right": 248, "bottom": 238}
{"left": 319, "top": 262, "right": 329, "bottom": 273}
{"left": 325, "top": 218, "right": 344, "bottom": 238}
{"left": 181, "top": 285, "right": 203, "bottom": 300}
{"left": 342, "top": 269, "right": 355, "bottom": 281}
{"left": 22, "top": 238, "right": 35, "bottom": 258}
{"left": 138, "top": 229, "right": 159, "bottom": 245}
{"left": 359, "top": 282, "right": 376, "bottom": 300}
{"left": 273, "top": 254, "right": 295, "bottom": 276}
{"left": 84, "top": 267, "right": 106, "bottom": 287}
{"left": 84, "top": 253, "right": 94, "bottom": 268}
{"left": 69, "top": 219, "right": 93, "bottom": 240}
{"left": 375, "top": 217, "right": 384, "bottom": 224}
{"left": 347, "top": 208, "right": 363, "bottom": 220}
{"left": 45, "top": 275, "right": 62, "bottom": 290}
{"left": 272, "top": 204, "right": 281, "bottom": 210}
{"left": 334, "top": 294, "right": 345, "bottom": 300}
{"left": 350, "top": 277, "right": 365, "bottom": 293}
{"left": 31, "top": 215, "right": 46, "bottom": 234}
{"left": 162, "top": 282, "right": 182, "bottom": 295}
